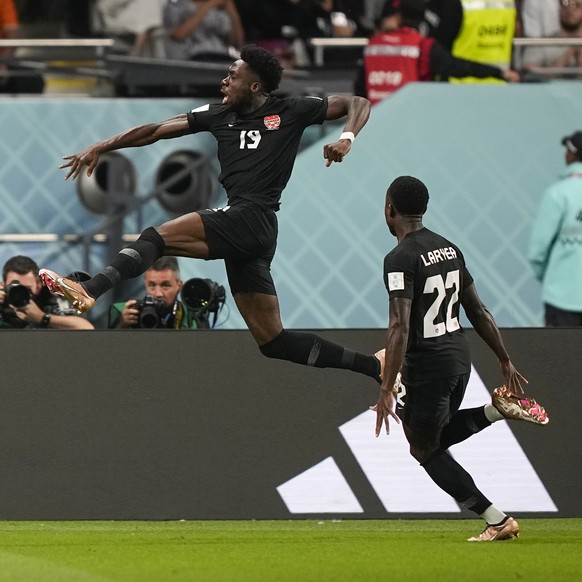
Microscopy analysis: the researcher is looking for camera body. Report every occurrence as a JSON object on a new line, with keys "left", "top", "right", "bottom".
{"left": 0, "top": 282, "right": 33, "bottom": 328}
{"left": 4, "top": 282, "right": 32, "bottom": 308}
{"left": 134, "top": 295, "right": 171, "bottom": 329}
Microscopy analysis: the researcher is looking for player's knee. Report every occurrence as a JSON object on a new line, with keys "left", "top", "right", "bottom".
{"left": 259, "top": 330, "right": 288, "bottom": 359}
{"left": 139, "top": 226, "right": 165, "bottom": 253}
{"left": 409, "top": 442, "right": 439, "bottom": 465}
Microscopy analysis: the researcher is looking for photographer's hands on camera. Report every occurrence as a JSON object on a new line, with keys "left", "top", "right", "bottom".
{"left": 0, "top": 282, "right": 49, "bottom": 327}
{"left": 115, "top": 297, "right": 170, "bottom": 329}
{"left": 117, "top": 299, "right": 141, "bottom": 328}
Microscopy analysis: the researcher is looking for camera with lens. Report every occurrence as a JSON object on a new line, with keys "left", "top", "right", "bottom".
{"left": 4, "top": 282, "right": 33, "bottom": 308}
{"left": 134, "top": 294, "right": 171, "bottom": 329}
{"left": 181, "top": 278, "right": 226, "bottom": 328}
{"left": 0, "top": 281, "right": 33, "bottom": 328}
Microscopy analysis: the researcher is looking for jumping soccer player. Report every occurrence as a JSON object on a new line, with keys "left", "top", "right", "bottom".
{"left": 40, "top": 44, "right": 384, "bottom": 381}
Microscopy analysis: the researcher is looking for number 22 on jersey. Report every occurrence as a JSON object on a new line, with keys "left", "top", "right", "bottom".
{"left": 423, "top": 270, "right": 460, "bottom": 338}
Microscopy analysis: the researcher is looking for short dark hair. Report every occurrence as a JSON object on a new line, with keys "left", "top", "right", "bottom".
{"left": 148, "top": 256, "right": 180, "bottom": 275}
{"left": 381, "top": 0, "right": 425, "bottom": 26}
{"left": 399, "top": 0, "right": 426, "bottom": 25}
{"left": 387, "top": 175, "right": 429, "bottom": 216}
{"left": 240, "top": 44, "right": 283, "bottom": 93}
{"left": 2, "top": 255, "right": 39, "bottom": 282}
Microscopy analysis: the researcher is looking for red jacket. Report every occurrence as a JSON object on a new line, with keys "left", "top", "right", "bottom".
{"left": 357, "top": 25, "right": 506, "bottom": 104}
{"left": 364, "top": 27, "right": 435, "bottom": 104}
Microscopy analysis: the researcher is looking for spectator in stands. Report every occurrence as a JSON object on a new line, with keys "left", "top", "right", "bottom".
{"left": 63, "top": 0, "right": 94, "bottom": 38}
{"left": 0, "top": 0, "right": 44, "bottom": 93}
{"left": 288, "top": 0, "right": 367, "bottom": 66}
{"left": 362, "top": 0, "right": 388, "bottom": 34}
{"left": 522, "top": 0, "right": 582, "bottom": 73}
{"left": 354, "top": 0, "right": 519, "bottom": 104}
{"left": 528, "top": 131, "right": 582, "bottom": 327}
{"left": 95, "top": 0, "right": 167, "bottom": 56}
{"left": 421, "top": 0, "right": 464, "bottom": 50}
{"left": 364, "top": 0, "right": 464, "bottom": 46}
{"left": 373, "top": 0, "right": 464, "bottom": 51}
{"left": 163, "top": 0, "right": 245, "bottom": 62}
{"left": 450, "top": 0, "right": 517, "bottom": 82}
{"left": 0, "top": 256, "right": 93, "bottom": 330}
{"left": 328, "top": 0, "right": 368, "bottom": 37}
{"left": 108, "top": 256, "right": 205, "bottom": 329}
{"left": 233, "top": 0, "right": 301, "bottom": 68}
{"left": 234, "top": 0, "right": 295, "bottom": 42}
{"left": 290, "top": 0, "right": 363, "bottom": 38}
{"left": 521, "top": 0, "right": 560, "bottom": 37}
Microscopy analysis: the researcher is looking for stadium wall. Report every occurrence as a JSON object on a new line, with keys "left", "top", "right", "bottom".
{"left": 1, "top": 83, "right": 582, "bottom": 329}
{"left": 0, "top": 328, "right": 579, "bottom": 520}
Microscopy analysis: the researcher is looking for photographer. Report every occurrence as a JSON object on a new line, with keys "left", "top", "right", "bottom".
{"left": 0, "top": 256, "right": 94, "bottom": 330}
{"left": 108, "top": 257, "right": 203, "bottom": 329}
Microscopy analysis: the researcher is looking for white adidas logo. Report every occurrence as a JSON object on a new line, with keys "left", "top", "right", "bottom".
{"left": 277, "top": 366, "right": 557, "bottom": 514}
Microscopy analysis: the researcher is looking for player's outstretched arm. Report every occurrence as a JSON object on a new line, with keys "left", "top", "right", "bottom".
{"left": 373, "top": 297, "right": 409, "bottom": 436}
{"left": 461, "top": 283, "right": 527, "bottom": 394}
{"left": 60, "top": 114, "right": 192, "bottom": 180}
{"left": 323, "top": 95, "right": 371, "bottom": 167}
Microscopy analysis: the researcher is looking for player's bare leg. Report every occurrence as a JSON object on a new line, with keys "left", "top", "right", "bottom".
{"left": 156, "top": 211, "right": 210, "bottom": 259}
{"left": 234, "top": 291, "right": 283, "bottom": 346}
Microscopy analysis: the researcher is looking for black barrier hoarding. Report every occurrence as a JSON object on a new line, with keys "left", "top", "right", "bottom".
{"left": 0, "top": 329, "right": 579, "bottom": 520}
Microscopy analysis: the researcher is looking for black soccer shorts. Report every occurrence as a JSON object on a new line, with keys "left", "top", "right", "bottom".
{"left": 199, "top": 202, "right": 278, "bottom": 296}
{"left": 399, "top": 373, "right": 471, "bottom": 430}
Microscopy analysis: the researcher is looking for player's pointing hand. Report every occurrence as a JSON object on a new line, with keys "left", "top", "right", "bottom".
{"left": 60, "top": 147, "right": 102, "bottom": 180}
{"left": 323, "top": 138, "right": 352, "bottom": 167}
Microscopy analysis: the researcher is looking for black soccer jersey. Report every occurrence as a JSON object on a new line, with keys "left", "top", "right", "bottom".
{"left": 187, "top": 95, "right": 328, "bottom": 210}
{"left": 383, "top": 227, "right": 474, "bottom": 380}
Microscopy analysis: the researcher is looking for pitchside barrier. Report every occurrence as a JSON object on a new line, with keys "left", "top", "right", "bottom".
{"left": 0, "top": 328, "right": 579, "bottom": 520}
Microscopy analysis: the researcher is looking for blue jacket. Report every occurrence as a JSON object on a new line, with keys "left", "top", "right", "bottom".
{"left": 528, "top": 161, "right": 582, "bottom": 311}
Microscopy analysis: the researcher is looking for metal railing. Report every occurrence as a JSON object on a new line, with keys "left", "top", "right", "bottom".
{"left": 512, "top": 37, "right": 582, "bottom": 76}
{"left": 0, "top": 38, "right": 115, "bottom": 55}
{"left": 309, "top": 36, "right": 582, "bottom": 76}
{"left": 0, "top": 38, "right": 115, "bottom": 60}
{"left": 0, "top": 38, "right": 117, "bottom": 93}
{"left": 309, "top": 37, "right": 368, "bottom": 67}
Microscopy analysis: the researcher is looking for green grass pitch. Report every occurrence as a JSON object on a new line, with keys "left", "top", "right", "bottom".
{"left": 0, "top": 519, "right": 580, "bottom": 581}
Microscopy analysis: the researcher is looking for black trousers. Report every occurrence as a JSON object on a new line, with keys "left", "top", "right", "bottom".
{"left": 545, "top": 303, "right": 582, "bottom": 327}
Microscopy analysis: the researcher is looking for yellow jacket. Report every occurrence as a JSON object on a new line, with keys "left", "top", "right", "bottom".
{"left": 451, "top": 0, "right": 516, "bottom": 83}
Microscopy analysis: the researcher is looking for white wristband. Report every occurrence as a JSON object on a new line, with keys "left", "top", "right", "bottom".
{"left": 339, "top": 131, "right": 355, "bottom": 142}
